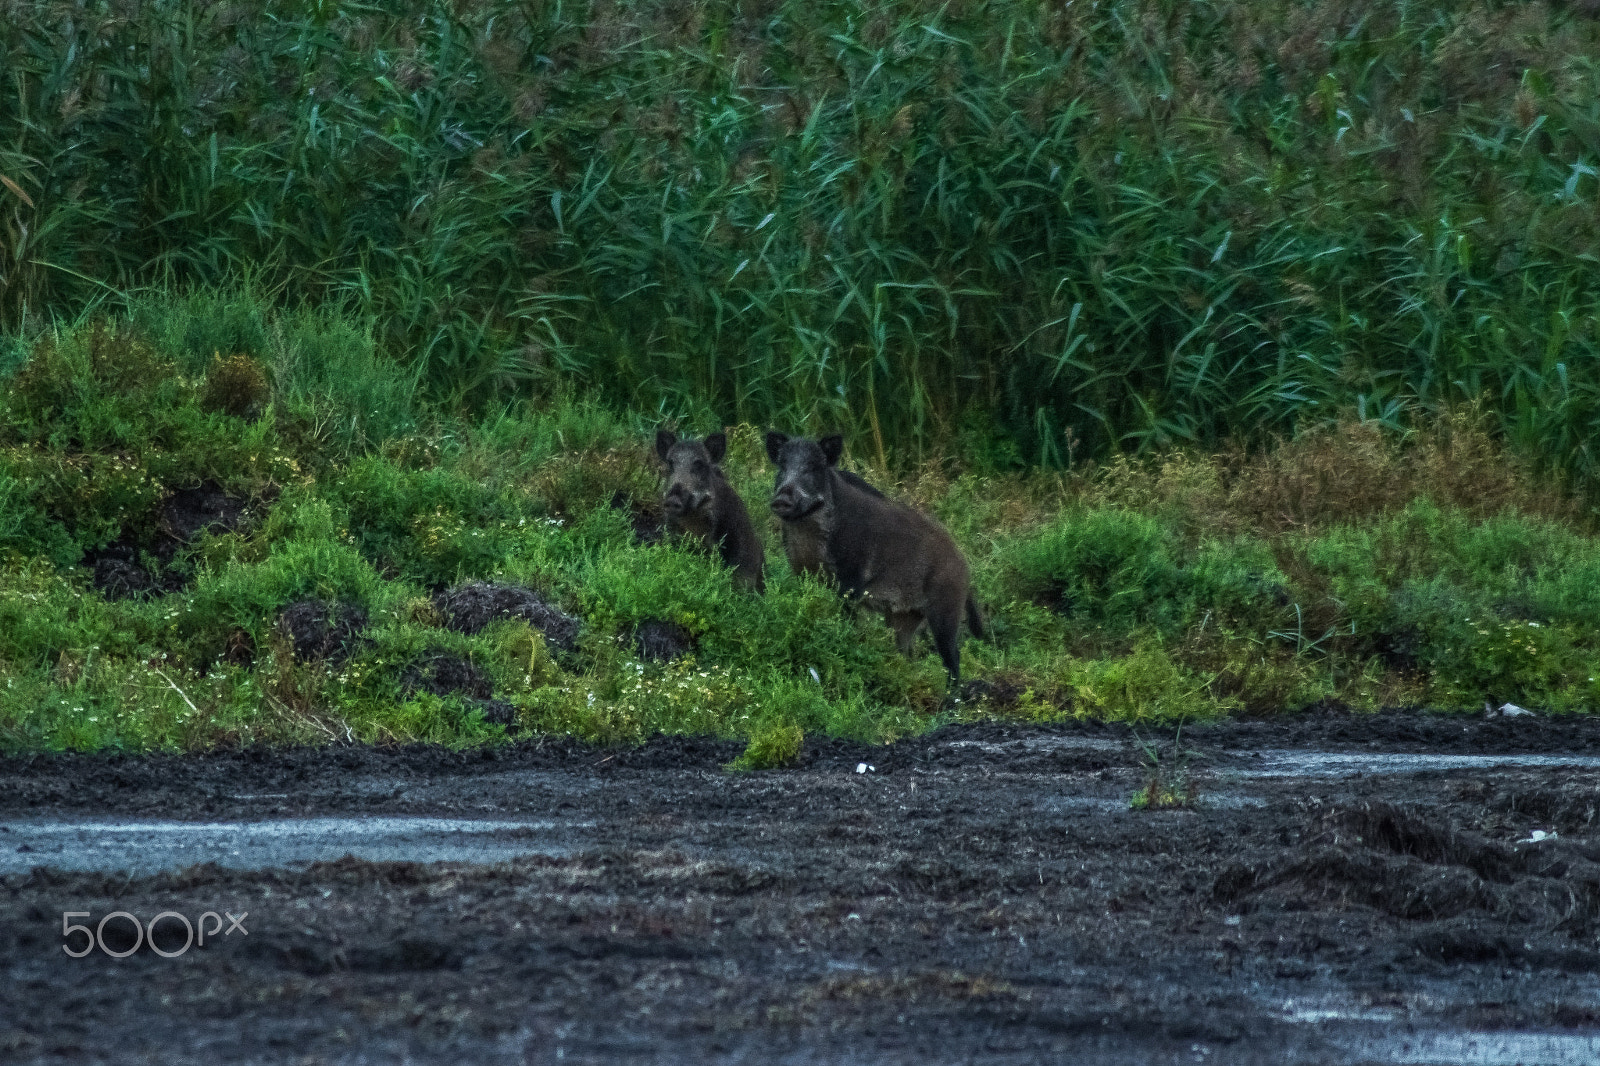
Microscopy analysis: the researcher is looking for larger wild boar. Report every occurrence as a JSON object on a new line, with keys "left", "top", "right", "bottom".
{"left": 765, "top": 431, "right": 983, "bottom": 680}
{"left": 656, "top": 429, "right": 765, "bottom": 593}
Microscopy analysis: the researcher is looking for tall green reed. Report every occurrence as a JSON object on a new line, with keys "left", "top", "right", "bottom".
{"left": 1, "top": 0, "right": 1597, "bottom": 481}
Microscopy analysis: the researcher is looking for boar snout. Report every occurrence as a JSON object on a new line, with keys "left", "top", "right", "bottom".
{"left": 770, "top": 481, "right": 816, "bottom": 519}
{"left": 663, "top": 483, "right": 708, "bottom": 516}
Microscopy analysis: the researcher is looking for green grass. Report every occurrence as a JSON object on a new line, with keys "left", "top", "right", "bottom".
{"left": 2, "top": 0, "right": 1599, "bottom": 484}
{"left": 2, "top": 300, "right": 1599, "bottom": 754}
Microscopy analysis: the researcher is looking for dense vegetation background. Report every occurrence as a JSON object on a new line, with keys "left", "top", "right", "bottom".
{"left": 2, "top": 299, "right": 1598, "bottom": 753}
{"left": 2, "top": 1, "right": 1599, "bottom": 754}
{"left": 3, "top": 0, "right": 1599, "bottom": 471}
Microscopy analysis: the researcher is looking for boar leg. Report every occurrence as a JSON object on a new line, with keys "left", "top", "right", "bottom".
{"left": 887, "top": 610, "right": 924, "bottom": 658}
{"left": 926, "top": 597, "right": 964, "bottom": 682}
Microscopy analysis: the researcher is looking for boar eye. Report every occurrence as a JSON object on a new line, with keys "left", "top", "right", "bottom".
{"left": 693, "top": 460, "right": 708, "bottom": 474}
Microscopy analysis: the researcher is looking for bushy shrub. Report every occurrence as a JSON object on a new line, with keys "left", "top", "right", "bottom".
{"left": 1007, "top": 509, "right": 1187, "bottom": 632}
{"left": 727, "top": 720, "right": 805, "bottom": 771}
{"left": 1003, "top": 512, "right": 1296, "bottom": 640}
{"left": 330, "top": 457, "right": 525, "bottom": 584}
{"left": 1066, "top": 640, "right": 1238, "bottom": 723}
{"left": 1422, "top": 616, "right": 1587, "bottom": 710}
{"left": 201, "top": 353, "right": 270, "bottom": 419}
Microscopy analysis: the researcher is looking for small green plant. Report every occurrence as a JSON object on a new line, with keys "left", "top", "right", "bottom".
{"left": 1006, "top": 510, "right": 1187, "bottom": 631}
{"left": 726, "top": 720, "right": 805, "bottom": 771}
{"left": 1129, "top": 721, "right": 1198, "bottom": 810}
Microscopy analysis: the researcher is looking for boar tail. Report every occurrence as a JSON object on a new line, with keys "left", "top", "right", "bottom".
{"left": 965, "top": 595, "right": 987, "bottom": 640}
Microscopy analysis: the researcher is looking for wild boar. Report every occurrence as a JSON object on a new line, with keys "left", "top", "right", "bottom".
{"left": 765, "top": 431, "right": 983, "bottom": 680}
{"left": 656, "top": 429, "right": 765, "bottom": 593}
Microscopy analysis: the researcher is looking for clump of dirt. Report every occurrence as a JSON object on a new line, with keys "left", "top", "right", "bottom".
{"left": 954, "top": 677, "right": 1025, "bottom": 710}
{"left": 91, "top": 557, "right": 153, "bottom": 598}
{"left": 1321, "top": 802, "right": 1525, "bottom": 881}
{"left": 83, "top": 548, "right": 175, "bottom": 601}
{"left": 610, "top": 491, "right": 664, "bottom": 545}
{"left": 401, "top": 650, "right": 494, "bottom": 701}
{"left": 1453, "top": 776, "right": 1600, "bottom": 833}
{"left": 159, "top": 481, "right": 254, "bottom": 544}
{"left": 432, "top": 582, "right": 581, "bottom": 651}
{"left": 83, "top": 481, "right": 267, "bottom": 600}
{"left": 633, "top": 619, "right": 693, "bottom": 661}
{"left": 279, "top": 600, "right": 369, "bottom": 664}
{"left": 400, "top": 649, "right": 516, "bottom": 727}
{"left": 471, "top": 700, "right": 518, "bottom": 727}
{"left": 1215, "top": 799, "right": 1600, "bottom": 934}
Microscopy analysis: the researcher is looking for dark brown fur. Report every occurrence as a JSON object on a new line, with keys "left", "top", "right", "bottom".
{"left": 656, "top": 430, "right": 765, "bottom": 593}
{"left": 765, "top": 432, "right": 984, "bottom": 680}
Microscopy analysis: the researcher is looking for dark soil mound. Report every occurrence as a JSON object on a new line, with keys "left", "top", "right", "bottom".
{"left": 1214, "top": 799, "right": 1600, "bottom": 936}
{"left": 399, "top": 650, "right": 517, "bottom": 729}
{"left": 470, "top": 699, "right": 517, "bottom": 727}
{"left": 159, "top": 481, "right": 253, "bottom": 544}
{"left": 954, "top": 677, "right": 1025, "bottom": 711}
{"left": 91, "top": 557, "right": 153, "bottom": 599}
{"left": 401, "top": 651, "right": 494, "bottom": 701}
{"left": 83, "top": 481, "right": 267, "bottom": 600}
{"left": 279, "top": 600, "right": 369, "bottom": 663}
{"left": 83, "top": 541, "right": 188, "bottom": 600}
{"left": 1461, "top": 779, "right": 1600, "bottom": 833}
{"left": 432, "top": 582, "right": 581, "bottom": 650}
{"left": 85, "top": 551, "right": 162, "bottom": 601}
{"left": 633, "top": 619, "right": 693, "bottom": 661}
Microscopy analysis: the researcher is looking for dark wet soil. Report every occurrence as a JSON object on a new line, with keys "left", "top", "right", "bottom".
{"left": 3, "top": 708, "right": 1600, "bottom": 1065}
{"left": 159, "top": 481, "right": 255, "bottom": 545}
{"left": 400, "top": 649, "right": 496, "bottom": 702}
{"left": 84, "top": 551, "right": 174, "bottom": 600}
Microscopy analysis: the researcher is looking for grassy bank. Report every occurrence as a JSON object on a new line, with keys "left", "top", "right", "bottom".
{"left": 2, "top": 296, "right": 1598, "bottom": 754}
{"left": 3, "top": 0, "right": 1600, "bottom": 477}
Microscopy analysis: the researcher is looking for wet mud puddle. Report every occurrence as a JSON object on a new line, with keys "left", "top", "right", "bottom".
{"left": 1220, "top": 749, "right": 1600, "bottom": 778}
{"left": 0, "top": 816, "right": 591, "bottom": 875}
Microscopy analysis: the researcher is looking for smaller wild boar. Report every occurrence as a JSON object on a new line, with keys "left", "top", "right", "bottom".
{"left": 656, "top": 429, "right": 765, "bottom": 593}
{"left": 766, "top": 431, "right": 983, "bottom": 681}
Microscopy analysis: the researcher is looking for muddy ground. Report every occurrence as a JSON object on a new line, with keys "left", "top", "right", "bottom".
{"left": 3, "top": 709, "right": 1600, "bottom": 1065}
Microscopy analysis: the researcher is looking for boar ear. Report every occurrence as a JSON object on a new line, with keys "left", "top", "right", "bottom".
{"left": 704, "top": 432, "right": 727, "bottom": 463}
{"left": 655, "top": 429, "right": 677, "bottom": 462}
{"left": 819, "top": 434, "right": 844, "bottom": 466}
{"left": 764, "top": 431, "right": 788, "bottom": 464}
